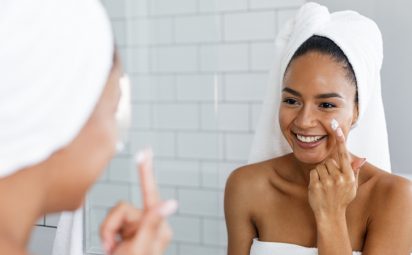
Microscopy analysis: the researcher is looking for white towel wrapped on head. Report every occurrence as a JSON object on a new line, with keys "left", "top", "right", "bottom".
{"left": 0, "top": 0, "right": 114, "bottom": 176}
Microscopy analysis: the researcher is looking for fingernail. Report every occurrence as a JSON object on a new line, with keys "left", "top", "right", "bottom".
{"left": 135, "top": 148, "right": 154, "bottom": 165}
{"left": 158, "top": 200, "right": 178, "bottom": 217}
{"left": 359, "top": 158, "right": 367, "bottom": 168}
{"left": 336, "top": 127, "right": 343, "bottom": 137}
{"left": 331, "top": 118, "right": 339, "bottom": 131}
{"left": 135, "top": 150, "right": 145, "bottom": 164}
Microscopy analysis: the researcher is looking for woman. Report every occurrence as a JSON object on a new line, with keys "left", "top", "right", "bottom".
{"left": 225, "top": 3, "right": 412, "bottom": 255}
{"left": 0, "top": 0, "right": 176, "bottom": 254}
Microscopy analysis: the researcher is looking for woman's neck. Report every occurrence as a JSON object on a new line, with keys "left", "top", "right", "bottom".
{"left": 288, "top": 150, "right": 355, "bottom": 186}
{"left": 286, "top": 152, "right": 341, "bottom": 186}
{"left": 292, "top": 158, "right": 319, "bottom": 185}
{"left": 0, "top": 166, "right": 49, "bottom": 247}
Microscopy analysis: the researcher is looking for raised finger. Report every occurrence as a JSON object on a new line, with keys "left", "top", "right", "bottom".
{"left": 136, "top": 148, "right": 160, "bottom": 210}
{"left": 330, "top": 119, "right": 352, "bottom": 175}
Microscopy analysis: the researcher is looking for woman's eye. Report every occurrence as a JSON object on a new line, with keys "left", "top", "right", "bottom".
{"left": 283, "top": 98, "right": 299, "bottom": 105}
{"left": 319, "top": 102, "right": 336, "bottom": 108}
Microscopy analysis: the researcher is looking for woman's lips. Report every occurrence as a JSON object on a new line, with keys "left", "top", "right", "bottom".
{"left": 292, "top": 132, "right": 327, "bottom": 149}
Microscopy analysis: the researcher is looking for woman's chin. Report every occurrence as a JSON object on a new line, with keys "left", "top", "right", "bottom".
{"left": 293, "top": 152, "right": 326, "bottom": 165}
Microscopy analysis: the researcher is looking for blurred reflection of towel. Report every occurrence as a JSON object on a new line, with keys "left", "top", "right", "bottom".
{"left": 52, "top": 209, "right": 83, "bottom": 255}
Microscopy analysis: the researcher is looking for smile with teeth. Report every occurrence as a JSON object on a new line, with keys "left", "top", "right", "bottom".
{"left": 295, "top": 133, "right": 326, "bottom": 143}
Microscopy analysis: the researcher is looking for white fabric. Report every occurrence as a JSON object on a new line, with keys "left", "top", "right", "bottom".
{"left": 248, "top": 2, "right": 391, "bottom": 172}
{"left": 250, "top": 238, "right": 412, "bottom": 255}
{"left": 0, "top": 0, "right": 114, "bottom": 254}
{"left": 0, "top": 0, "right": 114, "bottom": 176}
{"left": 250, "top": 239, "right": 362, "bottom": 255}
{"left": 52, "top": 209, "right": 83, "bottom": 255}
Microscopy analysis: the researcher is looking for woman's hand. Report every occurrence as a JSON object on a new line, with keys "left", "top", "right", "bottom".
{"left": 100, "top": 149, "right": 178, "bottom": 255}
{"left": 308, "top": 120, "right": 366, "bottom": 219}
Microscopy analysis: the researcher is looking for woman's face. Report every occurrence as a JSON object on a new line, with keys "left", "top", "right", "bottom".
{"left": 279, "top": 52, "right": 358, "bottom": 164}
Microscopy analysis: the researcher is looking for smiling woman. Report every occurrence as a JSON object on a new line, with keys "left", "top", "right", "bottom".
{"left": 280, "top": 36, "right": 359, "bottom": 164}
{"left": 224, "top": 2, "right": 412, "bottom": 255}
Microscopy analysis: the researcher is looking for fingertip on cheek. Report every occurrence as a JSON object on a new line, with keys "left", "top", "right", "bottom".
{"left": 336, "top": 127, "right": 343, "bottom": 137}
{"left": 329, "top": 118, "right": 345, "bottom": 138}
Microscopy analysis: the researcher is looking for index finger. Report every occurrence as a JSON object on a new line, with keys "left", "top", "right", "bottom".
{"left": 330, "top": 119, "right": 352, "bottom": 175}
{"left": 136, "top": 148, "right": 160, "bottom": 210}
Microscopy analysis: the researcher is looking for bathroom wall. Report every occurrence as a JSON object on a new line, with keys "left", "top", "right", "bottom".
{"left": 84, "top": 0, "right": 305, "bottom": 254}
{"left": 29, "top": 214, "right": 60, "bottom": 254}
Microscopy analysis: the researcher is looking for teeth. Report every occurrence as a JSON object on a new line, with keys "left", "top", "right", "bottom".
{"left": 296, "top": 134, "right": 323, "bottom": 143}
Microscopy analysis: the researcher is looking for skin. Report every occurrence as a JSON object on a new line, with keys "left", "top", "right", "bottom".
{"left": 0, "top": 52, "right": 173, "bottom": 254}
{"left": 225, "top": 52, "right": 412, "bottom": 255}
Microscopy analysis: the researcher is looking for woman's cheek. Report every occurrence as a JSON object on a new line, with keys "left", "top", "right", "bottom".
{"left": 279, "top": 107, "right": 296, "bottom": 145}
{"left": 278, "top": 108, "right": 291, "bottom": 131}
{"left": 322, "top": 113, "right": 352, "bottom": 137}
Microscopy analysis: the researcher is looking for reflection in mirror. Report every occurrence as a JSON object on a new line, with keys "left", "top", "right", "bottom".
{"left": 83, "top": 1, "right": 306, "bottom": 255}
{"left": 225, "top": 2, "right": 412, "bottom": 255}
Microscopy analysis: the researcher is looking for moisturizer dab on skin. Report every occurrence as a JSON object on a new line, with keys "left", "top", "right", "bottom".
{"left": 331, "top": 118, "right": 339, "bottom": 131}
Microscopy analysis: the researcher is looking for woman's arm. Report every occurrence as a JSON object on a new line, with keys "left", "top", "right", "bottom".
{"left": 316, "top": 212, "right": 353, "bottom": 254}
{"left": 224, "top": 168, "right": 257, "bottom": 255}
{"left": 362, "top": 176, "right": 412, "bottom": 254}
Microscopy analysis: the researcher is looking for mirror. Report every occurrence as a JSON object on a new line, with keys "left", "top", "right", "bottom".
{"left": 81, "top": 0, "right": 412, "bottom": 255}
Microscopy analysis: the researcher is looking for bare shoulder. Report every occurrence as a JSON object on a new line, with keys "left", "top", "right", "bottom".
{"left": 366, "top": 165, "right": 412, "bottom": 216}
{"left": 225, "top": 159, "right": 277, "bottom": 196}
{"left": 224, "top": 157, "right": 289, "bottom": 218}
{"left": 371, "top": 169, "right": 412, "bottom": 204}
{"left": 224, "top": 159, "right": 279, "bottom": 214}
{"left": 361, "top": 166, "right": 412, "bottom": 253}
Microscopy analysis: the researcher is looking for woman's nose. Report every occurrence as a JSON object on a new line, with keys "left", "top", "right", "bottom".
{"left": 293, "top": 106, "right": 318, "bottom": 129}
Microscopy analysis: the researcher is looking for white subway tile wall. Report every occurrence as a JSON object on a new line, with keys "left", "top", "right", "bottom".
{"left": 29, "top": 227, "right": 57, "bottom": 255}
{"left": 83, "top": 0, "right": 304, "bottom": 254}
{"left": 223, "top": 12, "right": 276, "bottom": 41}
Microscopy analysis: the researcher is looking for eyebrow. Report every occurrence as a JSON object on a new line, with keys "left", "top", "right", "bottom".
{"left": 282, "top": 87, "right": 343, "bottom": 99}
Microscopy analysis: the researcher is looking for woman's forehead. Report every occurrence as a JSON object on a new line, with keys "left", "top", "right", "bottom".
{"left": 283, "top": 52, "right": 355, "bottom": 97}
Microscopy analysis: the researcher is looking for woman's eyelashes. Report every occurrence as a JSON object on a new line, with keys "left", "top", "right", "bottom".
{"left": 319, "top": 102, "right": 336, "bottom": 109}
{"left": 282, "top": 97, "right": 337, "bottom": 110}
{"left": 282, "top": 98, "right": 300, "bottom": 106}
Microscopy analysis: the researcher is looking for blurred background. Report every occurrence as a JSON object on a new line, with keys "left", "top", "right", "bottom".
{"left": 29, "top": 0, "right": 412, "bottom": 254}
